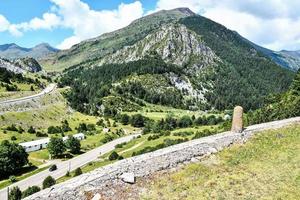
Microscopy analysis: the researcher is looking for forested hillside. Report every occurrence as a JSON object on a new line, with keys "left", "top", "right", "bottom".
{"left": 248, "top": 70, "right": 300, "bottom": 124}
{"left": 58, "top": 8, "right": 294, "bottom": 115}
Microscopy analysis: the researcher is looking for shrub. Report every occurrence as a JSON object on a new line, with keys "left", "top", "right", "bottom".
{"left": 10, "top": 136, "right": 17, "bottom": 141}
{"left": 6, "top": 124, "right": 18, "bottom": 132}
{"left": 9, "top": 175, "right": 17, "bottom": 183}
{"left": 27, "top": 126, "right": 36, "bottom": 134}
{"left": 74, "top": 167, "right": 82, "bottom": 176}
{"left": 22, "top": 186, "right": 41, "bottom": 198}
{"left": 109, "top": 151, "right": 120, "bottom": 161}
{"left": 42, "top": 176, "right": 56, "bottom": 189}
{"left": 8, "top": 186, "right": 22, "bottom": 200}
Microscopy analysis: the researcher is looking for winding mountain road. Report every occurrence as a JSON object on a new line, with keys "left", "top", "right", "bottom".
{"left": 0, "top": 83, "right": 56, "bottom": 106}
{"left": 0, "top": 134, "right": 140, "bottom": 200}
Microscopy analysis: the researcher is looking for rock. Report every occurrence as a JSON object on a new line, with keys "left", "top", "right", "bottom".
{"left": 91, "top": 193, "right": 101, "bottom": 200}
{"left": 231, "top": 106, "right": 244, "bottom": 133}
{"left": 191, "top": 157, "right": 198, "bottom": 163}
{"left": 120, "top": 172, "right": 135, "bottom": 184}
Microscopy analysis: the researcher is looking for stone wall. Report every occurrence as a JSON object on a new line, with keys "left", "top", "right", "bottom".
{"left": 25, "top": 117, "right": 300, "bottom": 200}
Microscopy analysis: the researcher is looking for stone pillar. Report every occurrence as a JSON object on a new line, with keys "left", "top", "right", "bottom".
{"left": 231, "top": 106, "right": 243, "bottom": 133}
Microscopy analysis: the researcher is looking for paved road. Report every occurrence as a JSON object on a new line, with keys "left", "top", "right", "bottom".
{"left": 0, "top": 134, "right": 140, "bottom": 200}
{"left": 0, "top": 83, "right": 56, "bottom": 106}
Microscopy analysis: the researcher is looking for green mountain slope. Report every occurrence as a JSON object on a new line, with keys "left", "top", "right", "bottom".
{"left": 41, "top": 8, "right": 195, "bottom": 71}
{"left": 248, "top": 70, "right": 300, "bottom": 124}
{"left": 58, "top": 8, "right": 294, "bottom": 114}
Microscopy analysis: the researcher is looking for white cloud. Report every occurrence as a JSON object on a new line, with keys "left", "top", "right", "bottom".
{"left": 1, "top": 0, "right": 300, "bottom": 51}
{"left": 154, "top": 0, "right": 300, "bottom": 51}
{"left": 56, "top": 35, "right": 80, "bottom": 49}
{"left": 50, "top": 0, "right": 144, "bottom": 49}
{"left": 0, "top": 0, "right": 143, "bottom": 49}
{"left": 0, "top": 15, "right": 10, "bottom": 32}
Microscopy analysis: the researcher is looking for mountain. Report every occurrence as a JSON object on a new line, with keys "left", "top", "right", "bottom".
{"left": 40, "top": 8, "right": 195, "bottom": 71}
{"left": 249, "top": 43, "right": 300, "bottom": 71}
{"left": 58, "top": 8, "right": 294, "bottom": 114}
{"left": 0, "top": 43, "right": 59, "bottom": 59}
{"left": 0, "top": 57, "right": 42, "bottom": 74}
{"left": 276, "top": 50, "right": 300, "bottom": 71}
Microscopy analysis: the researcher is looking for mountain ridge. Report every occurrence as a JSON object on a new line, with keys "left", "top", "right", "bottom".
{"left": 58, "top": 8, "right": 294, "bottom": 114}
{"left": 0, "top": 43, "right": 59, "bottom": 59}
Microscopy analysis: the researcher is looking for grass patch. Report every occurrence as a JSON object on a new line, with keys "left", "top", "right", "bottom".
{"left": 141, "top": 125, "right": 300, "bottom": 200}
{"left": 0, "top": 166, "right": 48, "bottom": 189}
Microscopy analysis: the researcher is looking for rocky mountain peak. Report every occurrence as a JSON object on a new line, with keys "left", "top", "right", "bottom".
{"left": 171, "top": 7, "right": 196, "bottom": 16}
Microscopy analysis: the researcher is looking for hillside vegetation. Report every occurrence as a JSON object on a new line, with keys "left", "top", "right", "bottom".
{"left": 141, "top": 125, "right": 300, "bottom": 200}
{"left": 247, "top": 70, "right": 300, "bottom": 124}
{"left": 58, "top": 9, "right": 294, "bottom": 115}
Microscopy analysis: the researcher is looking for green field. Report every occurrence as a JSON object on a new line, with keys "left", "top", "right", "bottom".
{"left": 141, "top": 125, "right": 300, "bottom": 200}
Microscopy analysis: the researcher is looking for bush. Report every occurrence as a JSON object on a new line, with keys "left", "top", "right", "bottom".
{"left": 6, "top": 124, "right": 18, "bottom": 132}
{"left": 42, "top": 176, "right": 56, "bottom": 189}
{"left": 115, "top": 142, "right": 127, "bottom": 148}
{"left": 109, "top": 151, "right": 120, "bottom": 161}
{"left": 27, "top": 126, "right": 36, "bottom": 134}
{"left": 100, "top": 134, "right": 114, "bottom": 144}
{"left": 9, "top": 175, "right": 17, "bottom": 183}
{"left": 36, "top": 132, "right": 48, "bottom": 137}
{"left": 119, "top": 114, "right": 130, "bottom": 125}
{"left": 8, "top": 186, "right": 22, "bottom": 200}
{"left": 74, "top": 167, "right": 82, "bottom": 176}
{"left": 22, "top": 186, "right": 41, "bottom": 198}
{"left": 147, "top": 134, "right": 160, "bottom": 141}
{"left": 10, "top": 136, "right": 17, "bottom": 141}
{"left": 47, "top": 126, "right": 62, "bottom": 134}
{"left": 130, "top": 114, "right": 146, "bottom": 127}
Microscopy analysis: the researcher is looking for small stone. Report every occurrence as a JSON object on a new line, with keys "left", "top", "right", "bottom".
{"left": 191, "top": 157, "right": 198, "bottom": 163}
{"left": 92, "top": 193, "right": 101, "bottom": 200}
{"left": 120, "top": 172, "right": 135, "bottom": 184}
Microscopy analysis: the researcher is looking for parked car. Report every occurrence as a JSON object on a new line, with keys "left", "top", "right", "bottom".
{"left": 49, "top": 164, "right": 57, "bottom": 172}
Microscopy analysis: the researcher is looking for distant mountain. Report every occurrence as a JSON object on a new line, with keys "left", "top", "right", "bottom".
{"left": 0, "top": 43, "right": 59, "bottom": 59}
{"left": 0, "top": 57, "right": 42, "bottom": 74}
{"left": 57, "top": 8, "right": 294, "bottom": 114}
{"left": 249, "top": 43, "right": 300, "bottom": 71}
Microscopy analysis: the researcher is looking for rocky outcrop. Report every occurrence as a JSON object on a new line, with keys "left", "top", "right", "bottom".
{"left": 24, "top": 117, "right": 300, "bottom": 200}
{"left": 13, "top": 57, "right": 42, "bottom": 73}
{"left": 0, "top": 57, "right": 42, "bottom": 73}
{"left": 99, "top": 24, "right": 219, "bottom": 74}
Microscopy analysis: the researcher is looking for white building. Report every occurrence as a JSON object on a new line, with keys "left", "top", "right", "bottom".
{"left": 19, "top": 133, "right": 85, "bottom": 153}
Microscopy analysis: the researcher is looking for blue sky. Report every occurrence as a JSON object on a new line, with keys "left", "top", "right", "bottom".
{"left": 0, "top": 0, "right": 299, "bottom": 51}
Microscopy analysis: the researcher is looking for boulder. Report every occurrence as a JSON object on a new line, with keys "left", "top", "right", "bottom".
{"left": 120, "top": 172, "right": 135, "bottom": 184}
{"left": 91, "top": 193, "right": 101, "bottom": 200}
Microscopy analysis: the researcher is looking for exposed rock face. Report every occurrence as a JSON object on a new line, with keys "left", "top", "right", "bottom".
{"left": 24, "top": 117, "right": 300, "bottom": 200}
{"left": 231, "top": 106, "right": 244, "bottom": 133}
{"left": 13, "top": 58, "right": 42, "bottom": 73}
{"left": 0, "top": 58, "right": 26, "bottom": 73}
{"left": 0, "top": 57, "right": 42, "bottom": 73}
{"left": 100, "top": 24, "right": 219, "bottom": 74}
